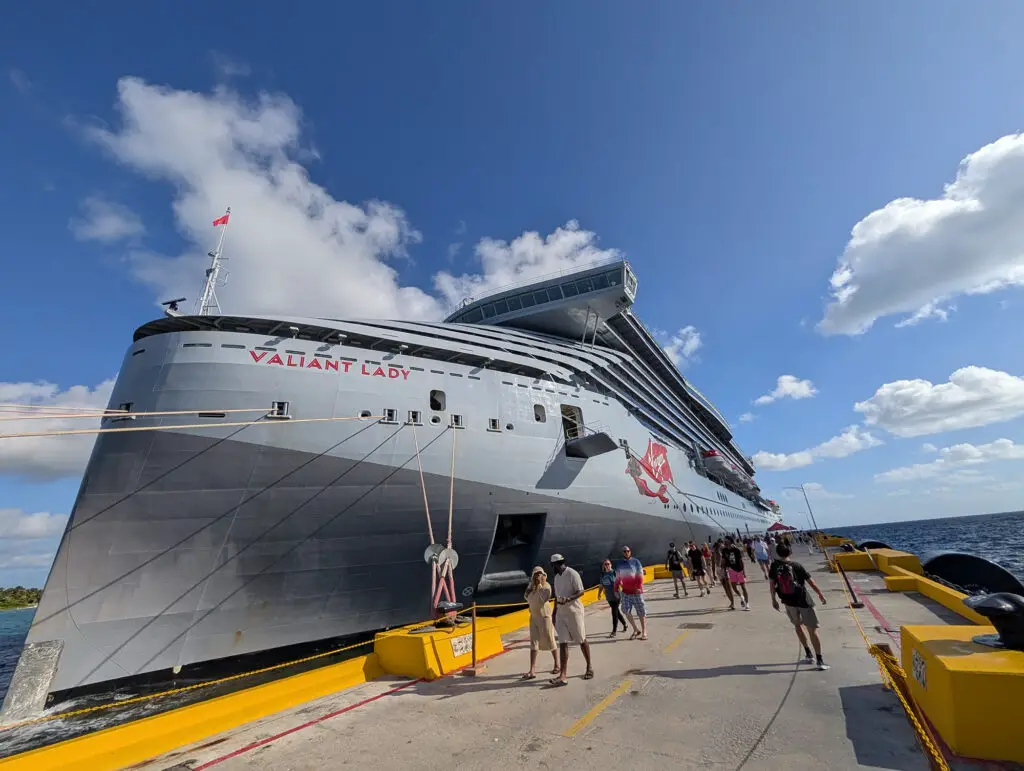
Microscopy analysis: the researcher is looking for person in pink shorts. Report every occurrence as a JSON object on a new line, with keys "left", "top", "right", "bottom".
{"left": 721, "top": 536, "right": 750, "bottom": 610}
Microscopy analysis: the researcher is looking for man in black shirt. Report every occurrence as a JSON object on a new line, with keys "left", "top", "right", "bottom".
{"left": 665, "top": 542, "right": 688, "bottom": 598}
{"left": 685, "top": 542, "right": 708, "bottom": 597}
{"left": 721, "top": 536, "right": 749, "bottom": 610}
{"left": 768, "top": 543, "right": 829, "bottom": 671}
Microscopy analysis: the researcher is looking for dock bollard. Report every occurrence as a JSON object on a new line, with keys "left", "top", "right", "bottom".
{"left": 462, "top": 603, "right": 486, "bottom": 677}
{"left": 838, "top": 564, "right": 865, "bottom": 609}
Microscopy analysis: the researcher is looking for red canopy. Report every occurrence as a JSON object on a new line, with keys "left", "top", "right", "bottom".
{"left": 767, "top": 522, "right": 795, "bottom": 532}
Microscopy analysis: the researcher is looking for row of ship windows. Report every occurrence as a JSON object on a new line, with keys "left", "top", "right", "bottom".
{"left": 451, "top": 268, "right": 625, "bottom": 324}
{"left": 685, "top": 500, "right": 755, "bottom": 522}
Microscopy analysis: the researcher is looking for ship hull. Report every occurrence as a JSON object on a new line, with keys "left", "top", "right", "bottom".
{"left": 8, "top": 323, "right": 772, "bottom": 700}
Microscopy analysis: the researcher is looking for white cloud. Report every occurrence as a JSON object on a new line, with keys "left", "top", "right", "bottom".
{"left": 819, "top": 132, "right": 1024, "bottom": 335}
{"left": 753, "top": 425, "right": 882, "bottom": 471}
{"left": 875, "top": 437, "right": 1024, "bottom": 483}
{"left": 753, "top": 375, "right": 817, "bottom": 406}
{"left": 921, "top": 443, "right": 937, "bottom": 453}
{"left": 0, "top": 379, "right": 114, "bottom": 480}
{"left": 69, "top": 196, "right": 145, "bottom": 242}
{"left": 0, "top": 509, "right": 68, "bottom": 539}
{"left": 86, "top": 77, "right": 613, "bottom": 321}
{"left": 798, "top": 482, "right": 854, "bottom": 500}
{"left": 738, "top": 412, "right": 754, "bottom": 423}
{"left": 894, "top": 302, "right": 955, "bottom": 328}
{"left": 855, "top": 366, "right": 1024, "bottom": 438}
{"left": 660, "top": 326, "right": 702, "bottom": 368}
{"left": 211, "top": 52, "right": 250, "bottom": 80}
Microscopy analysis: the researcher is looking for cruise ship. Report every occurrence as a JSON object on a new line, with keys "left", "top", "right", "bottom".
{"left": 4, "top": 256, "right": 777, "bottom": 710}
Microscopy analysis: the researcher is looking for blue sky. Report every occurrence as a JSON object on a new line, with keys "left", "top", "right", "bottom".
{"left": 4, "top": 2, "right": 1024, "bottom": 586}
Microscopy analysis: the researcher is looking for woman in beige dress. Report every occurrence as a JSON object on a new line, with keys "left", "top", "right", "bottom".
{"left": 522, "top": 566, "right": 558, "bottom": 680}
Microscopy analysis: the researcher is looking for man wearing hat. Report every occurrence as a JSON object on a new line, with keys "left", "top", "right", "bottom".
{"left": 550, "top": 553, "right": 594, "bottom": 685}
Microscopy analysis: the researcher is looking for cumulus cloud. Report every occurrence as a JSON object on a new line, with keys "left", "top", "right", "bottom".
{"left": 69, "top": 196, "right": 145, "bottom": 242}
{"left": 753, "top": 375, "right": 817, "bottom": 406}
{"left": 792, "top": 482, "right": 854, "bottom": 500}
{"left": 0, "top": 509, "right": 69, "bottom": 539}
{"left": 753, "top": 425, "right": 882, "bottom": 471}
{"left": 820, "top": 132, "right": 1024, "bottom": 335}
{"left": 660, "top": 326, "right": 702, "bottom": 368}
{"left": 875, "top": 438, "right": 1024, "bottom": 483}
{"left": 0, "top": 379, "right": 114, "bottom": 480}
{"left": 738, "top": 412, "right": 754, "bottom": 423}
{"left": 85, "top": 77, "right": 614, "bottom": 321}
{"left": 855, "top": 366, "right": 1024, "bottom": 438}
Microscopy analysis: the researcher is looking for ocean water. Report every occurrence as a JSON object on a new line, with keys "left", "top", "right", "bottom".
{"left": 0, "top": 607, "right": 36, "bottom": 704}
{"left": 830, "top": 509, "right": 1024, "bottom": 580}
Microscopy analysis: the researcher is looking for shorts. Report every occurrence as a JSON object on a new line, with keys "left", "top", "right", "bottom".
{"left": 756, "top": 557, "right": 769, "bottom": 565}
{"left": 785, "top": 605, "right": 819, "bottom": 629}
{"left": 727, "top": 568, "right": 746, "bottom": 585}
{"left": 690, "top": 565, "right": 705, "bottom": 577}
{"left": 670, "top": 569, "right": 684, "bottom": 579}
{"left": 621, "top": 592, "right": 646, "bottom": 618}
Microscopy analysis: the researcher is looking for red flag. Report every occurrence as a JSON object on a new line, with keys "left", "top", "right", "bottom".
{"left": 212, "top": 213, "right": 230, "bottom": 226}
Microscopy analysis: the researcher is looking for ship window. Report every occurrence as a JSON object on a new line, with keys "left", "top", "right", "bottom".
{"left": 382, "top": 409, "right": 398, "bottom": 424}
{"left": 430, "top": 390, "right": 446, "bottom": 411}
{"left": 547, "top": 286, "right": 563, "bottom": 301}
{"left": 606, "top": 270, "right": 621, "bottom": 286}
{"left": 507, "top": 296, "right": 522, "bottom": 311}
{"left": 534, "top": 404, "right": 546, "bottom": 423}
{"left": 520, "top": 293, "right": 536, "bottom": 308}
{"left": 359, "top": 410, "right": 373, "bottom": 419}
{"left": 533, "top": 290, "right": 549, "bottom": 306}
{"left": 561, "top": 281, "right": 579, "bottom": 297}
{"left": 286, "top": 349, "right": 304, "bottom": 355}
{"left": 270, "top": 401, "right": 290, "bottom": 418}
{"left": 576, "top": 277, "right": 593, "bottom": 293}
{"left": 482, "top": 304, "right": 496, "bottom": 319}
{"left": 183, "top": 342, "right": 212, "bottom": 348}
{"left": 430, "top": 415, "right": 441, "bottom": 425}
{"left": 506, "top": 422, "right": 515, "bottom": 431}
{"left": 451, "top": 414, "right": 464, "bottom": 428}
{"left": 407, "top": 410, "right": 422, "bottom": 425}
{"left": 198, "top": 412, "right": 226, "bottom": 419}
{"left": 488, "top": 418, "right": 501, "bottom": 432}
{"left": 462, "top": 308, "right": 483, "bottom": 323}
{"left": 132, "top": 348, "right": 146, "bottom": 355}
{"left": 118, "top": 402, "right": 133, "bottom": 413}
{"left": 494, "top": 299, "right": 509, "bottom": 315}
{"left": 256, "top": 346, "right": 276, "bottom": 351}
{"left": 592, "top": 273, "right": 609, "bottom": 290}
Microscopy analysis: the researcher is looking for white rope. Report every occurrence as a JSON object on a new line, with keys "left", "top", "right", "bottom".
{"left": 0, "top": 407, "right": 268, "bottom": 422}
{"left": 412, "top": 424, "right": 435, "bottom": 545}
{"left": 446, "top": 426, "right": 457, "bottom": 549}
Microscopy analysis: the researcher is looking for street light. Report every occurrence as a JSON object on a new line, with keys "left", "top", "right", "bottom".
{"left": 783, "top": 484, "right": 821, "bottom": 534}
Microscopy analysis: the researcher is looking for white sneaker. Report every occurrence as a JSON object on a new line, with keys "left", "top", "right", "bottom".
{"left": 816, "top": 661, "right": 830, "bottom": 671}
{"left": 801, "top": 655, "right": 814, "bottom": 664}
{"left": 740, "top": 599, "right": 747, "bottom": 610}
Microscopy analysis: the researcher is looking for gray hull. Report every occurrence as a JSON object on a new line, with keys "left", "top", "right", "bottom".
{"left": 10, "top": 319, "right": 772, "bottom": 698}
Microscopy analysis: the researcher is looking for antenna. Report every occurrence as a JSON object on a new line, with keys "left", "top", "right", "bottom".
{"left": 195, "top": 207, "right": 231, "bottom": 316}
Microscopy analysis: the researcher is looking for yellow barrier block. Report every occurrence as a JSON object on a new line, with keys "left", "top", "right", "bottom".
{"left": 832, "top": 551, "right": 876, "bottom": 571}
{"left": 884, "top": 574, "right": 919, "bottom": 592}
{"left": 818, "top": 536, "right": 853, "bottom": 548}
{"left": 901, "top": 625, "right": 1024, "bottom": 762}
{"left": 374, "top": 619, "right": 504, "bottom": 680}
{"left": 0, "top": 654, "right": 383, "bottom": 771}
{"left": 653, "top": 565, "right": 689, "bottom": 580}
{"left": 871, "top": 549, "right": 923, "bottom": 575}
{"left": 906, "top": 572, "right": 989, "bottom": 626}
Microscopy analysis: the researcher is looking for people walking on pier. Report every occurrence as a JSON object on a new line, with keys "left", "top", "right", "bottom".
{"left": 753, "top": 536, "right": 771, "bottom": 579}
{"left": 615, "top": 546, "right": 648, "bottom": 640}
{"left": 598, "top": 559, "right": 628, "bottom": 637}
{"left": 712, "top": 539, "right": 734, "bottom": 607}
{"left": 665, "top": 542, "right": 688, "bottom": 598}
{"left": 769, "top": 543, "right": 829, "bottom": 671}
{"left": 550, "top": 554, "right": 594, "bottom": 685}
{"left": 521, "top": 566, "right": 559, "bottom": 680}
{"left": 686, "top": 541, "right": 708, "bottom": 597}
{"left": 722, "top": 536, "right": 750, "bottom": 610}
{"left": 700, "top": 541, "right": 714, "bottom": 585}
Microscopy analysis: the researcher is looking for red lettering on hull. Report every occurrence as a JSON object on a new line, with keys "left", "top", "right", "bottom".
{"left": 248, "top": 351, "right": 410, "bottom": 380}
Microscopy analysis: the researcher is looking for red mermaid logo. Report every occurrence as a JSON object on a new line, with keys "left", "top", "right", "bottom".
{"left": 626, "top": 440, "right": 674, "bottom": 503}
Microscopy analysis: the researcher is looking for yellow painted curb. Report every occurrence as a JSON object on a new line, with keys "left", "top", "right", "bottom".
{"left": 374, "top": 620, "right": 504, "bottom": 680}
{"left": 0, "top": 654, "right": 383, "bottom": 771}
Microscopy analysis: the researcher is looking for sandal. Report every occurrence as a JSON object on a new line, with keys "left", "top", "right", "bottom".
{"left": 521, "top": 673, "right": 536, "bottom": 680}
{"left": 551, "top": 666, "right": 560, "bottom": 674}
{"left": 629, "top": 631, "right": 639, "bottom": 640}
{"left": 640, "top": 635, "right": 648, "bottom": 641}
{"left": 549, "top": 678, "right": 568, "bottom": 687}
{"left": 583, "top": 670, "right": 594, "bottom": 680}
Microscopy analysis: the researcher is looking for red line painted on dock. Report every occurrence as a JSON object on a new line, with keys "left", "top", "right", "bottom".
{"left": 853, "top": 584, "right": 902, "bottom": 649}
{"left": 193, "top": 647, "right": 515, "bottom": 769}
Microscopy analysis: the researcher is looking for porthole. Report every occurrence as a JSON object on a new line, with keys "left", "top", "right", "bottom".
{"left": 506, "top": 423, "right": 515, "bottom": 431}
{"left": 430, "top": 415, "right": 441, "bottom": 425}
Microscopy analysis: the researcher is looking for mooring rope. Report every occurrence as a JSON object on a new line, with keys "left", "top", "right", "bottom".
{"left": 0, "top": 407, "right": 269, "bottom": 422}
{"left": 446, "top": 425, "right": 457, "bottom": 549}
{"left": 411, "top": 424, "right": 435, "bottom": 545}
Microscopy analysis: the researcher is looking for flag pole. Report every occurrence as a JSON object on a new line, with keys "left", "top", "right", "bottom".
{"left": 195, "top": 207, "right": 231, "bottom": 316}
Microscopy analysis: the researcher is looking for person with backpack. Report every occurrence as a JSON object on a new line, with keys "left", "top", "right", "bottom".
{"left": 769, "top": 543, "right": 829, "bottom": 671}
{"left": 665, "top": 542, "right": 688, "bottom": 598}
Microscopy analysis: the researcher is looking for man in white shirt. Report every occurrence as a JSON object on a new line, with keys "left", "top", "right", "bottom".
{"left": 550, "top": 553, "right": 594, "bottom": 686}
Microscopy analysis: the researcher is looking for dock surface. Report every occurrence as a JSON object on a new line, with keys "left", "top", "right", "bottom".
{"left": 137, "top": 551, "right": 938, "bottom": 771}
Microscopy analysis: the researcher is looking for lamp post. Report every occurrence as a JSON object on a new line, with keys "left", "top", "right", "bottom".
{"left": 783, "top": 484, "right": 821, "bottom": 535}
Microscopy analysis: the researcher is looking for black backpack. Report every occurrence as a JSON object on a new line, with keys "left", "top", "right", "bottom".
{"left": 773, "top": 561, "right": 808, "bottom": 605}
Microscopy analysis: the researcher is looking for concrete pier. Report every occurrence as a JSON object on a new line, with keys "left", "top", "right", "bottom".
{"left": 133, "top": 551, "right": 936, "bottom": 771}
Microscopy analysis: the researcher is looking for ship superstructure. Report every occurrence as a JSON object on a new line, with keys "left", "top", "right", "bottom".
{"left": 5, "top": 257, "right": 774, "bottom": 711}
